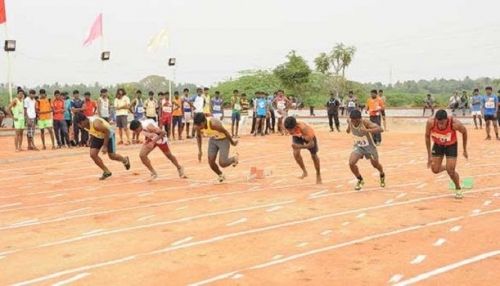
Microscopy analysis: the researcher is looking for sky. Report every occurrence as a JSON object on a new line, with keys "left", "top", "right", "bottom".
{"left": 1, "top": 0, "right": 500, "bottom": 87}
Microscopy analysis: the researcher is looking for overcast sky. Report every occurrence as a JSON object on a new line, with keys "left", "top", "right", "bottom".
{"left": 1, "top": 0, "right": 499, "bottom": 87}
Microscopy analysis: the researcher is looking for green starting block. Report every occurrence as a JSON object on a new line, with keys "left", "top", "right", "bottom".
{"left": 449, "top": 177, "right": 474, "bottom": 190}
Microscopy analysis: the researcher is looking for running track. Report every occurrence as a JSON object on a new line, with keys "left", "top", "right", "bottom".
{"left": 0, "top": 122, "right": 499, "bottom": 285}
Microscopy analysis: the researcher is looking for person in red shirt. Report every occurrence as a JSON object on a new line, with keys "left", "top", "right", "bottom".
{"left": 284, "top": 116, "right": 322, "bottom": 184}
{"left": 82, "top": 92, "right": 97, "bottom": 146}
{"left": 52, "top": 90, "right": 71, "bottom": 148}
{"left": 425, "top": 109, "right": 468, "bottom": 199}
{"left": 365, "top": 89, "right": 385, "bottom": 145}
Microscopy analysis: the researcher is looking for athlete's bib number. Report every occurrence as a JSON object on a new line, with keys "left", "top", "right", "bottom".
{"left": 137, "top": 107, "right": 144, "bottom": 113}
{"left": 277, "top": 101, "right": 286, "bottom": 109}
{"left": 163, "top": 106, "right": 172, "bottom": 113}
{"left": 355, "top": 139, "right": 369, "bottom": 147}
{"left": 234, "top": 103, "right": 241, "bottom": 111}
{"left": 348, "top": 101, "right": 356, "bottom": 108}
{"left": 485, "top": 100, "right": 495, "bottom": 108}
{"left": 213, "top": 105, "right": 221, "bottom": 111}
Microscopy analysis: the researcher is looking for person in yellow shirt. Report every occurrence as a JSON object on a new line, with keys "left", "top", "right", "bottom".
{"left": 203, "top": 87, "right": 211, "bottom": 117}
{"left": 193, "top": 113, "right": 238, "bottom": 183}
{"left": 36, "top": 89, "right": 56, "bottom": 150}
{"left": 171, "top": 91, "right": 184, "bottom": 140}
{"left": 75, "top": 112, "right": 131, "bottom": 180}
{"left": 365, "top": 89, "right": 385, "bottom": 145}
{"left": 114, "top": 88, "right": 131, "bottom": 145}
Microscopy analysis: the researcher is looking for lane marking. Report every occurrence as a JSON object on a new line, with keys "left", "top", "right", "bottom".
{"left": 296, "top": 242, "right": 308, "bottom": 248}
{"left": 266, "top": 206, "right": 283, "bottom": 213}
{"left": 449, "top": 225, "right": 462, "bottom": 232}
{"left": 394, "top": 250, "right": 500, "bottom": 286}
{"left": 138, "top": 192, "right": 154, "bottom": 197}
{"left": 433, "top": 238, "right": 446, "bottom": 247}
{"left": 356, "top": 213, "right": 366, "bottom": 218}
{"left": 272, "top": 255, "right": 284, "bottom": 260}
{"left": 11, "top": 219, "right": 39, "bottom": 226}
{"left": 176, "top": 206, "right": 188, "bottom": 211}
{"left": 51, "top": 273, "right": 90, "bottom": 286}
{"left": 170, "top": 237, "right": 193, "bottom": 246}
{"left": 471, "top": 209, "right": 481, "bottom": 215}
{"left": 389, "top": 274, "right": 404, "bottom": 284}
{"left": 320, "top": 230, "right": 333, "bottom": 236}
{"left": 137, "top": 215, "right": 155, "bottom": 222}
{"left": 82, "top": 229, "right": 104, "bottom": 236}
{"left": 416, "top": 183, "right": 427, "bottom": 189}
{"left": 0, "top": 202, "right": 22, "bottom": 209}
{"left": 336, "top": 185, "right": 344, "bottom": 189}
{"left": 47, "top": 194, "right": 64, "bottom": 199}
{"left": 231, "top": 274, "right": 244, "bottom": 280}
{"left": 483, "top": 200, "right": 492, "bottom": 206}
{"left": 226, "top": 218, "right": 248, "bottom": 227}
{"left": 11, "top": 256, "right": 136, "bottom": 286}
{"left": 341, "top": 221, "right": 351, "bottom": 226}
{"left": 410, "top": 255, "right": 426, "bottom": 264}
{"left": 309, "top": 190, "right": 329, "bottom": 197}
{"left": 208, "top": 197, "right": 219, "bottom": 202}
{"left": 385, "top": 199, "right": 395, "bottom": 204}
{"left": 64, "top": 207, "right": 91, "bottom": 215}
{"left": 396, "top": 193, "right": 407, "bottom": 199}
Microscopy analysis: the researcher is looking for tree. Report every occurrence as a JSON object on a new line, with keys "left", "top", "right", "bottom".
{"left": 273, "top": 50, "right": 312, "bottom": 101}
{"left": 314, "top": 43, "right": 356, "bottom": 96}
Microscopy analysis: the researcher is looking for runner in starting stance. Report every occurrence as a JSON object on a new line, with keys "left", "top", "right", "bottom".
{"left": 346, "top": 110, "right": 385, "bottom": 191}
{"left": 130, "top": 118, "right": 187, "bottom": 180}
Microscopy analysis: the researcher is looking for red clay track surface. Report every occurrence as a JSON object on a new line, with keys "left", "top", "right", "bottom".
{"left": 0, "top": 121, "right": 499, "bottom": 286}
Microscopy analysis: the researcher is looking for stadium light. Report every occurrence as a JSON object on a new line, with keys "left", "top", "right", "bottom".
{"left": 168, "top": 58, "right": 176, "bottom": 66}
{"left": 4, "top": 40, "right": 16, "bottom": 52}
{"left": 101, "top": 51, "right": 111, "bottom": 61}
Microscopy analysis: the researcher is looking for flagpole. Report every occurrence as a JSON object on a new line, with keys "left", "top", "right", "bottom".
{"left": 4, "top": 24, "right": 12, "bottom": 102}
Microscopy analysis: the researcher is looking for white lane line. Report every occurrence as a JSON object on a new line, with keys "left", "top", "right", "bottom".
{"left": 0, "top": 202, "right": 22, "bottom": 209}
{"left": 138, "top": 192, "right": 153, "bottom": 197}
{"left": 175, "top": 206, "right": 188, "bottom": 211}
{"left": 64, "top": 207, "right": 91, "bottom": 215}
{"left": 389, "top": 274, "right": 404, "bottom": 284}
{"left": 11, "top": 219, "right": 39, "bottom": 226}
{"left": 0, "top": 250, "right": 19, "bottom": 256}
{"left": 231, "top": 273, "right": 244, "bottom": 280}
{"left": 208, "top": 197, "right": 219, "bottom": 202}
{"left": 433, "top": 238, "right": 446, "bottom": 247}
{"left": 320, "top": 230, "right": 333, "bottom": 236}
{"left": 13, "top": 207, "right": 500, "bottom": 286}
{"left": 226, "top": 218, "right": 248, "bottom": 227}
{"left": 471, "top": 209, "right": 481, "bottom": 215}
{"left": 309, "top": 190, "right": 329, "bottom": 197}
{"left": 137, "top": 215, "right": 155, "bottom": 222}
{"left": 11, "top": 255, "right": 136, "bottom": 286}
{"left": 396, "top": 193, "right": 407, "bottom": 199}
{"left": 51, "top": 272, "right": 90, "bottom": 286}
{"left": 296, "top": 242, "right": 308, "bottom": 248}
{"left": 82, "top": 229, "right": 104, "bottom": 236}
{"left": 416, "top": 183, "right": 427, "bottom": 189}
{"left": 341, "top": 221, "right": 351, "bottom": 226}
{"left": 394, "top": 250, "right": 500, "bottom": 286}
{"left": 170, "top": 236, "right": 193, "bottom": 246}
{"left": 266, "top": 206, "right": 283, "bottom": 213}
{"left": 36, "top": 200, "right": 295, "bottom": 248}
{"left": 272, "top": 179, "right": 286, "bottom": 185}
{"left": 356, "top": 213, "right": 366, "bottom": 218}
{"left": 272, "top": 255, "right": 284, "bottom": 260}
{"left": 385, "top": 199, "right": 395, "bottom": 204}
{"left": 410, "top": 255, "right": 427, "bottom": 264}
{"left": 449, "top": 225, "right": 462, "bottom": 232}
{"left": 494, "top": 193, "right": 500, "bottom": 197}
{"left": 47, "top": 194, "right": 64, "bottom": 199}
{"left": 189, "top": 216, "right": 466, "bottom": 286}
{"left": 483, "top": 200, "right": 492, "bottom": 206}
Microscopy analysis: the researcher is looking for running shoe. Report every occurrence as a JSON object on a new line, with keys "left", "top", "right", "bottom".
{"left": 380, "top": 175, "right": 386, "bottom": 188}
{"left": 123, "top": 156, "right": 131, "bottom": 170}
{"left": 99, "top": 171, "right": 112, "bottom": 180}
{"left": 218, "top": 174, "right": 226, "bottom": 183}
{"left": 454, "top": 189, "right": 464, "bottom": 199}
{"left": 149, "top": 173, "right": 158, "bottom": 181}
{"left": 232, "top": 153, "right": 239, "bottom": 167}
{"left": 355, "top": 179, "right": 364, "bottom": 191}
{"left": 177, "top": 166, "right": 187, "bottom": 178}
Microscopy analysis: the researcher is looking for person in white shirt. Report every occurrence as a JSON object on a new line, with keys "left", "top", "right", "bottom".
{"left": 24, "top": 89, "right": 39, "bottom": 150}
{"left": 114, "top": 88, "right": 131, "bottom": 145}
{"left": 98, "top": 88, "right": 111, "bottom": 122}
{"left": 129, "top": 118, "right": 187, "bottom": 180}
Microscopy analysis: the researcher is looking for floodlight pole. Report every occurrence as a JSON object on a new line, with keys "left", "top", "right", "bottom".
{"left": 4, "top": 25, "right": 13, "bottom": 102}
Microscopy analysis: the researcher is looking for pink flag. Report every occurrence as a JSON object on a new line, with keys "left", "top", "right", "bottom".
{"left": 0, "top": 0, "right": 7, "bottom": 24}
{"left": 83, "top": 13, "right": 103, "bottom": 46}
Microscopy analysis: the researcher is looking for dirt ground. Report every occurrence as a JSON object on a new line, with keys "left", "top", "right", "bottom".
{"left": 0, "top": 119, "right": 499, "bottom": 286}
